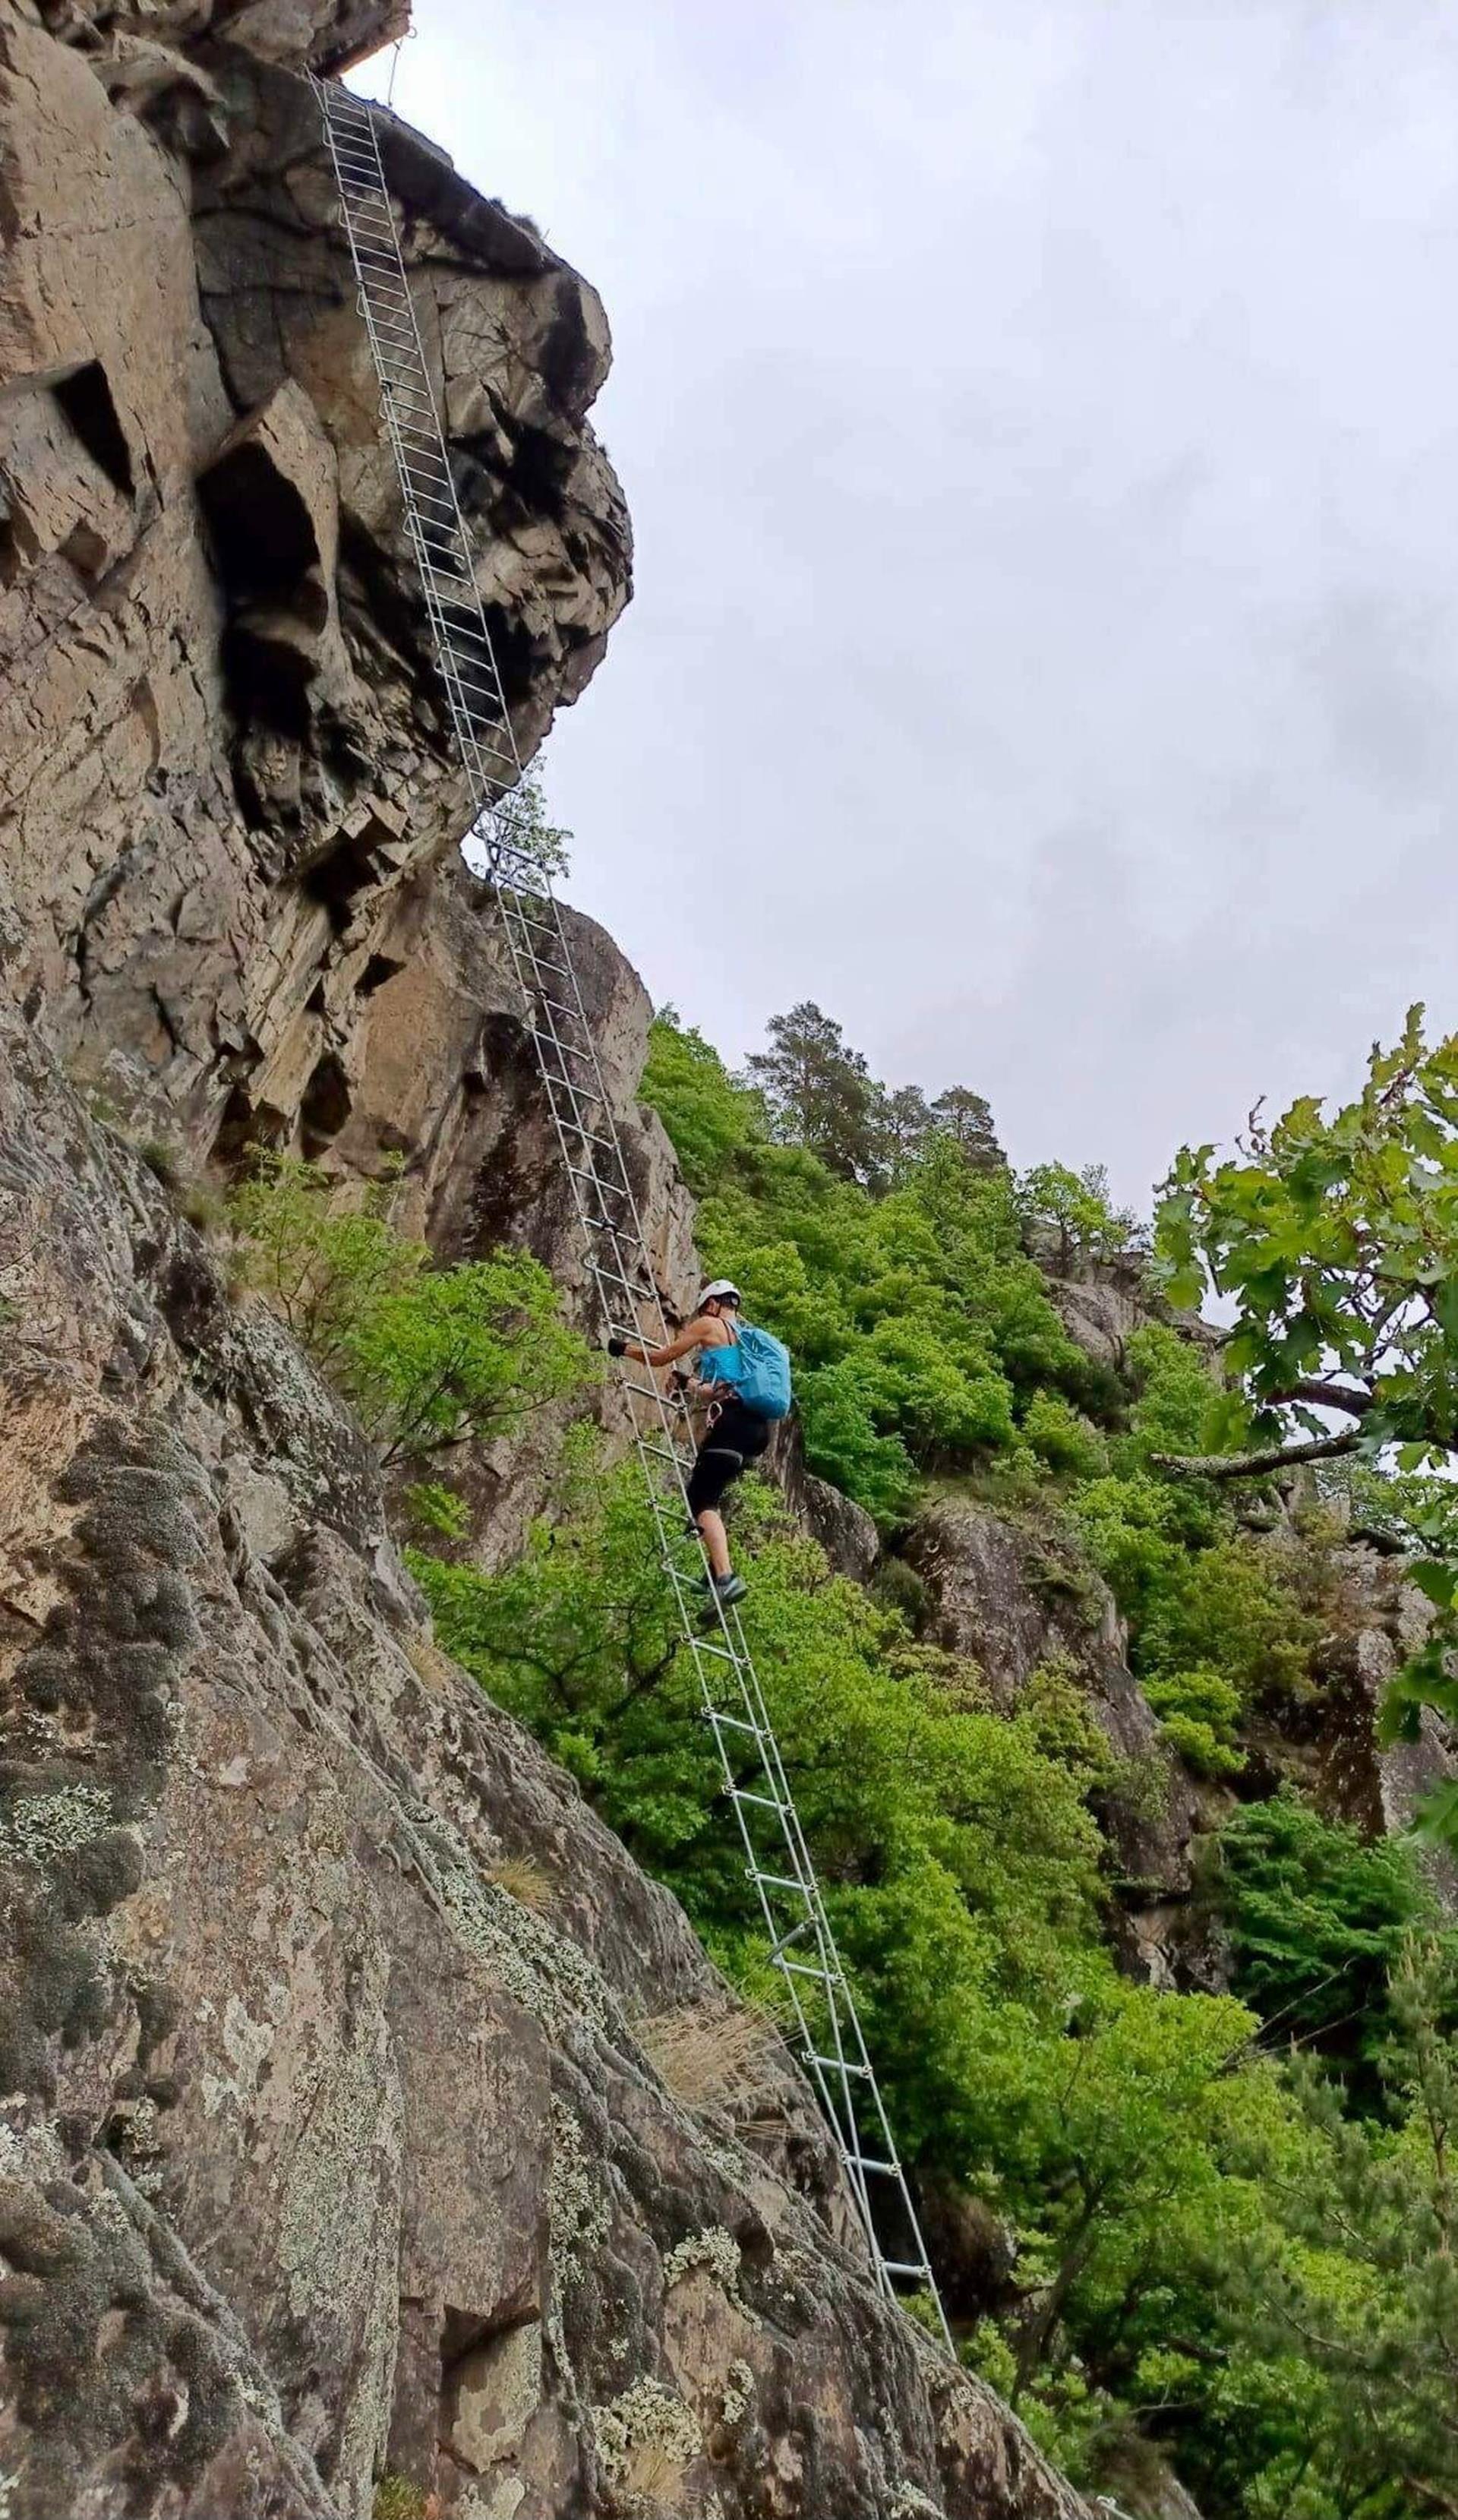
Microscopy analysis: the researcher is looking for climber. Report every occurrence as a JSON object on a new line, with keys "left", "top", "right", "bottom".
{"left": 608, "top": 1281, "right": 791, "bottom": 1609}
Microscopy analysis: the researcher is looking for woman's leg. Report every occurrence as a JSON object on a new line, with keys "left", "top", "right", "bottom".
{"left": 695, "top": 1505, "right": 731, "bottom": 1578}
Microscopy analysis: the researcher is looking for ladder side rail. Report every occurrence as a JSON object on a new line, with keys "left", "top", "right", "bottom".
{"left": 323, "top": 98, "right": 522, "bottom": 805}
{"left": 724, "top": 1625, "right": 945, "bottom": 2301}
{"left": 492, "top": 864, "right": 680, "bottom": 1359}
{"left": 717, "top": 1608, "right": 926, "bottom": 2288}
{"left": 338, "top": 103, "right": 519, "bottom": 769}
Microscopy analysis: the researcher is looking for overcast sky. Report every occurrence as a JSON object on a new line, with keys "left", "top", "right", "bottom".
{"left": 353, "top": 3, "right": 1458, "bottom": 1210}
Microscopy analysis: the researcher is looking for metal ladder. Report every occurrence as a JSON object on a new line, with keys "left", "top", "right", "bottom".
{"left": 313, "top": 75, "right": 948, "bottom": 2346}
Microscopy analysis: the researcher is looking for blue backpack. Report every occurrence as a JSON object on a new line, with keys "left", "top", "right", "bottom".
{"left": 699, "top": 1318, "right": 793, "bottom": 1420}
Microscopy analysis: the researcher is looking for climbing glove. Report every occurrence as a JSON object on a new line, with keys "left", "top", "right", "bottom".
{"left": 607, "top": 1334, "right": 627, "bottom": 1357}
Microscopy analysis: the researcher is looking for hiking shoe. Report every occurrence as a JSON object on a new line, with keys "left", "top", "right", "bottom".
{"left": 710, "top": 1572, "right": 747, "bottom": 1607}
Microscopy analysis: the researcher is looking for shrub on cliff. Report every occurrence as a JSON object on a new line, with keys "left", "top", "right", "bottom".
{"left": 231, "top": 1154, "right": 592, "bottom": 1468}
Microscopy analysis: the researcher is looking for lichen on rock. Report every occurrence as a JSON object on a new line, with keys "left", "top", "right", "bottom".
{"left": 590, "top": 2376, "right": 703, "bottom": 2482}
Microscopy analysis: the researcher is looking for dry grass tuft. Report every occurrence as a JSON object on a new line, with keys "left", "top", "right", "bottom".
{"left": 487, "top": 1852, "right": 557, "bottom": 1913}
{"left": 617, "top": 2441, "right": 686, "bottom": 2509}
{"left": 636, "top": 1998, "right": 776, "bottom": 2108}
{"left": 403, "top": 1633, "right": 459, "bottom": 1697}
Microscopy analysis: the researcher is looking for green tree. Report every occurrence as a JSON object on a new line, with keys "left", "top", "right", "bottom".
{"left": 229, "top": 1152, "right": 419, "bottom": 1369}
{"left": 349, "top": 1252, "right": 592, "bottom": 1467}
{"left": 744, "top": 1000, "right": 885, "bottom": 1183}
{"left": 1155, "top": 1008, "right": 1458, "bottom": 1835}
{"left": 639, "top": 1017, "right": 764, "bottom": 1194}
{"left": 1228, "top": 1941, "right": 1458, "bottom": 2520}
{"left": 1002, "top": 1978, "right": 1254, "bottom": 2408}
{"left": 1143, "top": 1666, "right": 1244, "bottom": 1778}
{"left": 879, "top": 1083, "right": 935, "bottom": 1183}
{"left": 1021, "top": 1162, "right": 1140, "bottom": 1272}
{"left": 1214, "top": 1792, "right": 1441, "bottom": 2096}
{"left": 1023, "top": 1391, "right": 1109, "bottom": 1482}
{"left": 930, "top": 1084, "right": 1005, "bottom": 1173}
{"left": 491, "top": 764, "right": 572, "bottom": 876}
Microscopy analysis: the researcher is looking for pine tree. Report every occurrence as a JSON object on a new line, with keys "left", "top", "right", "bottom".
{"left": 929, "top": 1085, "right": 1005, "bottom": 1173}
{"left": 744, "top": 1000, "right": 883, "bottom": 1182}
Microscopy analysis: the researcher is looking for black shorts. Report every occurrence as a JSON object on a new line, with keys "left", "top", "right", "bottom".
{"left": 686, "top": 1401, "right": 772, "bottom": 1517}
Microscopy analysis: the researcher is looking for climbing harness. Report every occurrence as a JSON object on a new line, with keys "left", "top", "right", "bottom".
{"left": 311, "top": 75, "right": 949, "bottom": 2348}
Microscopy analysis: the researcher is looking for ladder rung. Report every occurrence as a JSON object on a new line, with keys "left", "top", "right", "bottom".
{"left": 451, "top": 706, "right": 512, "bottom": 747}
{"left": 588, "top": 1249, "right": 652, "bottom": 1290}
{"left": 768, "top": 1919, "right": 809, "bottom": 1960}
{"left": 556, "top": 1123, "right": 623, "bottom": 1159}
{"left": 751, "top": 1871, "right": 814, "bottom": 1899}
{"left": 398, "top": 468, "right": 460, "bottom": 503}
{"left": 881, "top": 2260, "right": 933, "bottom": 2280}
{"left": 537, "top": 1070, "right": 604, "bottom": 1107}
{"left": 847, "top": 2156, "right": 899, "bottom": 2176}
{"left": 443, "top": 659, "right": 504, "bottom": 695}
{"left": 702, "top": 1701, "right": 760, "bottom": 1726}
{"left": 370, "top": 327, "right": 430, "bottom": 357}
{"left": 733, "top": 1788, "right": 789, "bottom": 1815}
{"left": 535, "top": 995, "right": 590, "bottom": 1028}
{"left": 779, "top": 1956, "right": 833, "bottom": 1982}
{"left": 529, "top": 1028, "right": 595, "bottom": 1067}
{"left": 809, "top": 2055, "right": 873, "bottom": 2078}
{"left": 568, "top": 1164, "right": 633, "bottom": 1203}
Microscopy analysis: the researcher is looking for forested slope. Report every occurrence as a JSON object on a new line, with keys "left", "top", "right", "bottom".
{"left": 402, "top": 999, "right": 1458, "bottom": 2520}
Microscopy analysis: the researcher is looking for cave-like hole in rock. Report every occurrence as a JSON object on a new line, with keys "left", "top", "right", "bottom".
{"left": 211, "top": 1082, "right": 286, "bottom": 1170}
{"left": 478, "top": 602, "right": 536, "bottom": 713}
{"left": 357, "top": 951, "right": 405, "bottom": 996}
{"left": 200, "top": 434, "right": 329, "bottom": 739}
{"left": 53, "top": 361, "right": 134, "bottom": 501}
{"left": 199, "top": 439, "right": 323, "bottom": 613}
{"left": 299, "top": 1053, "right": 352, "bottom": 1159}
{"left": 302, "top": 832, "right": 377, "bottom": 934}
{"left": 500, "top": 422, "right": 573, "bottom": 523}
{"left": 222, "top": 621, "right": 315, "bottom": 740}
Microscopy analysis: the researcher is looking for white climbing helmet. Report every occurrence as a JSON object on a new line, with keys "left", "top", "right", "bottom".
{"left": 699, "top": 1279, "right": 742, "bottom": 1309}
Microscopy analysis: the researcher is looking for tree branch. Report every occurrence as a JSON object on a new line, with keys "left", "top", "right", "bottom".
{"left": 1153, "top": 1428, "right": 1362, "bottom": 1483}
{"left": 1268, "top": 1377, "right": 1374, "bottom": 1419}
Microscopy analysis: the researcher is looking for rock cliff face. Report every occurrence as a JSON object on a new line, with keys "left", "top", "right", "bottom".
{"left": 2, "top": 0, "right": 628, "bottom": 1164}
{"left": 0, "top": 7, "right": 1093, "bottom": 2517}
{"left": 2, "top": 1013, "right": 1090, "bottom": 2520}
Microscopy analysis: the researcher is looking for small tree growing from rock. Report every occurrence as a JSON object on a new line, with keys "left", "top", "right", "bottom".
{"left": 231, "top": 1154, "right": 592, "bottom": 1475}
